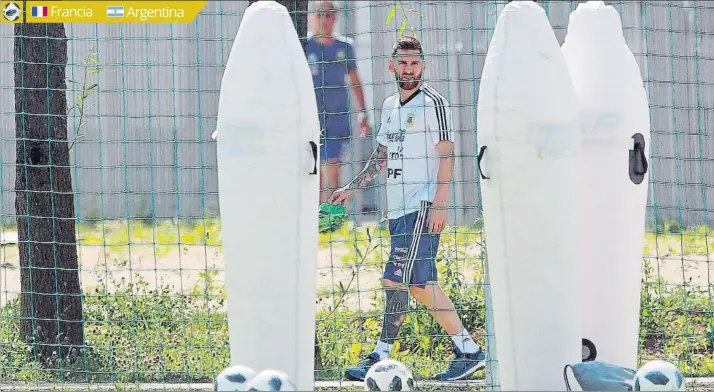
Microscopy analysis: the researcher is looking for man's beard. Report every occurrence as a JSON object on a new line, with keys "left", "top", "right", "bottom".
{"left": 395, "top": 73, "right": 421, "bottom": 90}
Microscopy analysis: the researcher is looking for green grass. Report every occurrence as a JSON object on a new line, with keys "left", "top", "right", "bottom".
{"left": 73, "top": 215, "right": 712, "bottom": 258}
{"left": 18, "top": 216, "right": 710, "bottom": 258}
{"left": 75, "top": 218, "right": 222, "bottom": 258}
{"left": 1, "top": 218, "right": 714, "bottom": 387}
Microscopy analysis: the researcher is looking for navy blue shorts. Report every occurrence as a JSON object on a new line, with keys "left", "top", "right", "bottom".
{"left": 383, "top": 201, "right": 440, "bottom": 288}
{"left": 320, "top": 128, "right": 349, "bottom": 162}
{"left": 320, "top": 138, "right": 348, "bottom": 162}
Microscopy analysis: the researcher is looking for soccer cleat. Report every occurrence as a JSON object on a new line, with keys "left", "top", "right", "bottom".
{"left": 432, "top": 347, "right": 487, "bottom": 381}
{"left": 344, "top": 352, "right": 381, "bottom": 381}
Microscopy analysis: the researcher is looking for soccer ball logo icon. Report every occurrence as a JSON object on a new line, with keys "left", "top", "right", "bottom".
{"left": 3, "top": 2, "right": 20, "bottom": 22}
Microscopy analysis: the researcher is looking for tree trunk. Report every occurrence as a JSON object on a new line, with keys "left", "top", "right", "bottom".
{"left": 248, "top": 0, "right": 309, "bottom": 53}
{"left": 14, "top": 21, "right": 84, "bottom": 364}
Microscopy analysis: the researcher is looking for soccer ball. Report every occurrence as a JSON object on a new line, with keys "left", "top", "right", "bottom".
{"left": 633, "top": 360, "right": 685, "bottom": 391}
{"left": 245, "top": 369, "right": 296, "bottom": 391}
{"left": 2, "top": 2, "right": 20, "bottom": 22}
{"left": 214, "top": 365, "right": 257, "bottom": 391}
{"left": 364, "top": 359, "right": 415, "bottom": 391}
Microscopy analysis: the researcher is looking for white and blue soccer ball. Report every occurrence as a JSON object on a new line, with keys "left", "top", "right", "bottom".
{"left": 633, "top": 360, "right": 685, "bottom": 391}
{"left": 245, "top": 369, "right": 296, "bottom": 391}
{"left": 214, "top": 365, "right": 257, "bottom": 391}
{"left": 364, "top": 359, "right": 415, "bottom": 391}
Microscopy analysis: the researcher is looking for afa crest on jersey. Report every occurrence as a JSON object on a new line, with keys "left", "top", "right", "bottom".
{"left": 405, "top": 113, "right": 415, "bottom": 128}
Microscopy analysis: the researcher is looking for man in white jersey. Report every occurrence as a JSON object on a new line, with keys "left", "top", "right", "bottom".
{"left": 330, "top": 36, "right": 486, "bottom": 382}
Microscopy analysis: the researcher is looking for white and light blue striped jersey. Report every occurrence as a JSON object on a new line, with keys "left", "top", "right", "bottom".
{"left": 375, "top": 83, "right": 454, "bottom": 220}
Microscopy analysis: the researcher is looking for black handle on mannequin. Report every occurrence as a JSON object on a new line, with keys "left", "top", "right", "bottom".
{"left": 309, "top": 141, "right": 318, "bottom": 175}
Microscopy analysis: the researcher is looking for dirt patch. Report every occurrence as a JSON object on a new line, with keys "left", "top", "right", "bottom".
{"left": 0, "top": 237, "right": 710, "bottom": 310}
{"left": 0, "top": 242, "right": 386, "bottom": 311}
{"left": 643, "top": 254, "right": 714, "bottom": 288}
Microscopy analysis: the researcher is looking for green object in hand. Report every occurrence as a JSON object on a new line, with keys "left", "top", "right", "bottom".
{"left": 319, "top": 203, "right": 348, "bottom": 233}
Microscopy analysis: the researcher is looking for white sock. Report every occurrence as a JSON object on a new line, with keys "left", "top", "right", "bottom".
{"left": 372, "top": 341, "right": 392, "bottom": 360}
{"left": 451, "top": 328, "right": 480, "bottom": 354}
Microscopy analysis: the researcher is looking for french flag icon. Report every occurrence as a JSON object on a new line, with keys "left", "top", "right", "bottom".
{"left": 32, "top": 5, "right": 48, "bottom": 17}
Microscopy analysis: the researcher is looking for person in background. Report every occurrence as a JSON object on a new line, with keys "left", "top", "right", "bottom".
{"left": 330, "top": 36, "right": 486, "bottom": 382}
{"left": 307, "top": 0, "right": 370, "bottom": 205}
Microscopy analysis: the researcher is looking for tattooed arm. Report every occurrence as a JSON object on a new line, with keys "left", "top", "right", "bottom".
{"left": 329, "top": 144, "right": 388, "bottom": 204}
{"left": 348, "top": 144, "right": 388, "bottom": 188}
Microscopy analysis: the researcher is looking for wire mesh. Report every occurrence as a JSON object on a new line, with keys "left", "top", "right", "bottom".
{"left": 0, "top": 0, "right": 713, "bottom": 390}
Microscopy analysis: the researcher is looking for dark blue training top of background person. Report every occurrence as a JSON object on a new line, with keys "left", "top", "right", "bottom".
{"left": 307, "top": 34, "right": 357, "bottom": 140}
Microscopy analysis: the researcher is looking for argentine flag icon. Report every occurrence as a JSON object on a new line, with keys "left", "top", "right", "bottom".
{"left": 106, "top": 5, "right": 124, "bottom": 17}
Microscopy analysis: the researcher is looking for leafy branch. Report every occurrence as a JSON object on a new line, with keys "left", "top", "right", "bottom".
{"left": 385, "top": 1, "right": 423, "bottom": 38}
{"left": 324, "top": 227, "right": 381, "bottom": 319}
{"left": 67, "top": 45, "right": 103, "bottom": 152}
